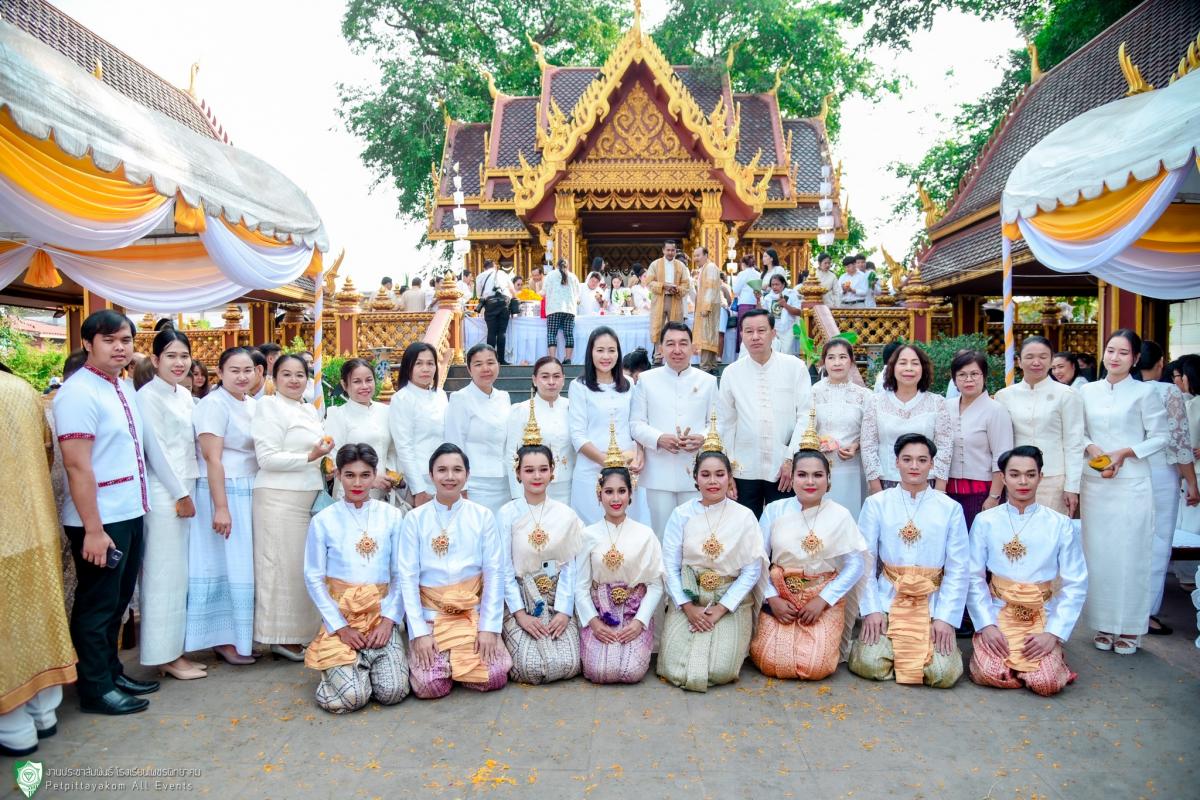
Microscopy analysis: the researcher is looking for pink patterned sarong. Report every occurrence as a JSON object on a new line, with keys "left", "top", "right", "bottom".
{"left": 968, "top": 634, "right": 1076, "bottom": 697}
{"left": 580, "top": 582, "right": 654, "bottom": 684}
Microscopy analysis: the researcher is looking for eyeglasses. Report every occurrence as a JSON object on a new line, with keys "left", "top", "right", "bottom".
{"left": 956, "top": 372, "right": 984, "bottom": 381}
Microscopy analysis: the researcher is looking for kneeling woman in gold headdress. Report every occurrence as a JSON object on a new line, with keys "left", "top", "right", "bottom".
{"left": 497, "top": 402, "right": 584, "bottom": 684}
{"left": 750, "top": 443, "right": 868, "bottom": 681}
{"left": 658, "top": 418, "right": 766, "bottom": 692}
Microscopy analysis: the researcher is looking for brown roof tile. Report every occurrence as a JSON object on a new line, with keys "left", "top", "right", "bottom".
{"left": 434, "top": 207, "right": 526, "bottom": 233}
{"left": 546, "top": 68, "right": 599, "bottom": 118}
{"left": 783, "top": 119, "right": 824, "bottom": 194}
{"left": 735, "top": 94, "right": 781, "bottom": 166}
{"left": 493, "top": 97, "right": 540, "bottom": 169}
{"left": 920, "top": 218, "right": 1029, "bottom": 285}
{"left": 674, "top": 66, "right": 728, "bottom": 116}
{"left": 748, "top": 206, "right": 819, "bottom": 232}
{"left": 1, "top": 0, "right": 220, "bottom": 139}
{"left": 440, "top": 123, "right": 486, "bottom": 196}
{"left": 936, "top": 0, "right": 1200, "bottom": 228}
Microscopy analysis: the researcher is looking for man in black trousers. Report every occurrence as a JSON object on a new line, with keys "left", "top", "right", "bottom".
{"left": 477, "top": 258, "right": 514, "bottom": 365}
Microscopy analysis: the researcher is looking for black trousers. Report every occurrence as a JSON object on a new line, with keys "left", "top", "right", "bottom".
{"left": 65, "top": 517, "right": 144, "bottom": 699}
{"left": 734, "top": 478, "right": 789, "bottom": 519}
{"left": 483, "top": 301, "right": 511, "bottom": 363}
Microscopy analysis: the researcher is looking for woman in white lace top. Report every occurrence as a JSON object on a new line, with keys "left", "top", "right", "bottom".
{"left": 861, "top": 344, "right": 953, "bottom": 493}
{"left": 794, "top": 339, "right": 872, "bottom": 515}
{"left": 1137, "top": 341, "right": 1199, "bottom": 636}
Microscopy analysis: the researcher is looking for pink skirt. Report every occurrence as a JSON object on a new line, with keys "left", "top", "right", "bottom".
{"left": 580, "top": 582, "right": 654, "bottom": 684}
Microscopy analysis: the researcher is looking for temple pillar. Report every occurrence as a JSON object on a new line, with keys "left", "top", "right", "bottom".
{"left": 65, "top": 304, "right": 83, "bottom": 352}
{"left": 904, "top": 264, "right": 932, "bottom": 343}
{"left": 697, "top": 190, "right": 725, "bottom": 260}
{"left": 279, "top": 304, "right": 305, "bottom": 349}
{"left": 1095, "top": 281, "right": 1167, "bottom": 359}
{"left": 248, "top": 301, "right": 274, "bottom": 346}
{"left": 552, "top": 191, "right": 580, "bottom": 276}
{"left": 953, "top": 295, "right": 985, "bottom": 336}
{"left": 1039, "top": 297, "right": 1064, "bottom": 351}
{"left": 82, "top": 290, "right": 113, "bottom": 318}
{"left": 221, "top": 304, "right": 244, "bottom": 350}
{"left": 335, "top": 278, "right": 362, "bottom": 357}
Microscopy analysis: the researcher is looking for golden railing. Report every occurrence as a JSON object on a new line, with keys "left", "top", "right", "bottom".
{"left": 809, "top": 308, "right": 914, "bottom": 348}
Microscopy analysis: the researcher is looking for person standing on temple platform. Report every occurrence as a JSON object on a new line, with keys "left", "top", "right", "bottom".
{"left": 55, "top": 310, "right": 190, "bottom": 714}
{"left": 0, "top": 369, "right": 77, "bottom": 754}
{"left": 400, "top": 278, "right": 428, "bottom": 312}
{"left": 813, "top": 252, "right": 841, "bottom": 307}
{"left": 861, "top": 257, "right": 880, "bottom": 308}
{"left": 248, "top": 349, "right": 270, "bottom": 400}
{"left": 967, "top": 446, "right": 1087, "bottom": 697}
{"left": 731, "top": 254, "right": 762, "bottom": 352}
{"left": 848, "top": 433, "right": 969, "bottom": 689}
{"left": 648, "top": 240, "right": 691, "bottom": 364}
{"left": 761, "top": 248, "right": 787, "bottom": 284}
{"left": 717, "top": 309, "right": 812, "bottom": 517}
{"left": 691, "top": 247, "right": 723, "bottom": 372}
{"left": 530, "top": 265, "right": 545, "bottom": 296}
{"left": 839, "top": 256, "right": 869, "bottom": 306}
{"left": 477, "top": 259, "right": 515, "bottom": 366}
{"left": 631, "top": 321, "right": 716, "bottom": 539}
{"left": 544, "top": 259, "right": 580, "bottom": 363}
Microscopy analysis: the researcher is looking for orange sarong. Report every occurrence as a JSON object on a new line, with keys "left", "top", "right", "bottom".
{"left": 419, "top": 575, "right": 488, "bottom": 684}
{"left": 882, "top": 565, "right": 943, "bottom": 685}
{"left": 305, "top": 579, "right": 389, "bottom": 671}
{"left": 750, "top": 566, "right": 843, "bottom": 681}
{"left": 991, "top": 575, "right": 1055, "bottom": 673}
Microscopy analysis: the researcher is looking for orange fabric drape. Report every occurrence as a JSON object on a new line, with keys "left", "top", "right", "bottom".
{"left": 173, "top": 195, "right": 207, "bottom": 233}
{"left": 882, "top": 564, "right": 943, "bottom": 685}
{"left": 1136, "top": 203, "right": 1200, "bottom": 253}
{"left": 1022, "top": 170, "right": 1169, "bottom": 242}
{"left": 304, "top": 579, "right": 390, "bottom": 671}
{"left": 224, "top": 218, "right": 289, "bottom": 248}
{"left": 419, "top": 576, "right": 488, "bottom": 684}
{"left": 0, "top": 109, "right": 167, "bottom": 222}
{"left": 26, "top": 249, "right": 61, "bottom": 288}
{"left": 990, "top": 575, "right": 1054, "bottom": 673}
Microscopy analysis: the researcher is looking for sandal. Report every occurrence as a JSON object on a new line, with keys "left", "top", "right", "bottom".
{"left": 1114, "top": 635, "right": 1139, "bottom": 655}
{"left": 1093, "top": 632, "right": 1114, "bottom": 651}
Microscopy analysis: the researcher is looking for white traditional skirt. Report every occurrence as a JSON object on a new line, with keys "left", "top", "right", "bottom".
{"left": 828, "top": 454, "right": 866, "bottom": 519}
{"left": 186, "top": 477, "right": 256, "bottom": 656}
{"left": 1080, "top": 470, "right": 1155, "bottom": 636}
{"left": 252, "top": 487, "right": 321, "bottom": 645}
{"left": 139, "top": 477, "right": 195, "bottom": 665}
{"left": 1148, "top": 462, "right": 1181, "bottom": 615}
{"left": 571, "top": 459, "right": 651, "bottom": 527}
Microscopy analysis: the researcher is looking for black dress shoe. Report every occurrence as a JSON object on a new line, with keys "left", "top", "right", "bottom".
{"left": 1147, "top": 615, "right": 1173, "bottom": 636}
{"left": 114, "top": 674, "right": 160, "bottom": 695}
{"left": 80, "top": 689, "right": 149, "bottom": 715}
{"left": 36, "top": 723, "right": 57, "bottom": 739}
{"left": 0, "top": 741, "right": 37, "bottom": 757}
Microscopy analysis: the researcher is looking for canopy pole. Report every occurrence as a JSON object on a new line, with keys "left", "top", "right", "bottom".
{"left": 1002, "top": 232, "right": 1015, "bottom": 386}
{"left": 312, "top": 266, "right": 325, "bottom": 411}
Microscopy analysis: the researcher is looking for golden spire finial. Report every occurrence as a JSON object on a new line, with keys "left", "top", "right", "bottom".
{"left": 1026, "top": 40, "right": 1043, "bottom": 83}
{"left": 526, "top": 34, "right": 549, "bottom": 71}
{"left": 1118, "top": 42, "right": 1153, "bottom": 95}
{"left": 799, "top": 407, "right": 821, "bottom": 451}
{"left": 522, "top": 396, "right": 543, "bottom": 447}
{"left": 725, "top": 38, "right": 744, "bottom": 70}
{"left": 481, "top": 68, "right": 500, "bottom": 101}
{"left": 92, "top": 58, "right": 103, "bottom": 80}
{"left": 632, "top": 0, "right": 642, "bottom": 32}
{"left": 699, "top": 410, "right": 725, "bottom": 455}
{"left": 917, "top": 182, "right": 941, "bottom": 228}
{"left": 769, "top": 59, "right": 792, "bottom": 95}
{"left": 603, "top": 415, "right": 626, "bottom": 469}
{"left": 1170, "top": 30, "right": 1200, "bottom": 83}
{"left": 187, "top": 63, "right": 199, "bottom": 97}
{"left": 816, "top": 91, "right": 834, "bottom": 123}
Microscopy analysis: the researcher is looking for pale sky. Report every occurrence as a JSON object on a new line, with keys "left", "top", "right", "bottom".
{"left": 53, "top": 0, "right": 1021, "bottom": 292}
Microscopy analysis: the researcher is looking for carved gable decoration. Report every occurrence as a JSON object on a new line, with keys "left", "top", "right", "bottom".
{"left": 586, "top": 82, "right": 689, "bottom": 162}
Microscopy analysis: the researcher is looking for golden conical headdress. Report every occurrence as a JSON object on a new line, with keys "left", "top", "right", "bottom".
{"left": 798, "top": 406, "right": 821, "bottom": 451}
{"left": 699, "top": 410, "right": 725, "bottom": 454}
{"left": 521, "top": 396, "right": 542, "bottom": 446}
{"left": 603, "top": 415, "right": 626, "bottom": 469}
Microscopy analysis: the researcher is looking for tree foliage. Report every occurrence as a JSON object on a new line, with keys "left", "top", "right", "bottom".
{"left": 339, "top": 0, "right": 889, "bottom": 221}
{"left": 0, "top": 317, "right": 65, "bottom": 391}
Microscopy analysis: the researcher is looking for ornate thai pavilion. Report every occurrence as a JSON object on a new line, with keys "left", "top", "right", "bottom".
{"left": 428, "top": 12, "right": 844, "bottom": 282}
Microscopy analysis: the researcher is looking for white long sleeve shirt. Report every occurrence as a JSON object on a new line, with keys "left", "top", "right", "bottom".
{"left": 860, "top": 391, "right": 954, "bottom": 483}
{"left": 389, "top": 383, "right": 448, "bottom": 496}
{"left": 966, "top": 502, "right": 1087, "bottom": 642}
{"left": 732, "top": 267, "right": 761, "bottom": 306}
{"left": 324, "top": 400, "right": 396, "bottom": 477}
{"left": 716, "top": 352, "right": 812, "bottom": 482}
{"left": 252, "top": 394, "right": 325, "bottom": 491}
{"left": 1079, "top": 375, "right": 1168, "bottom": 480}
{"left": 630, "top": 365, "right": 717, "bottom": 492}
{"left": 477, "top": 267, "right": 514, "bottom": 301}
{"left": 994, "top": 378, "right": 1085, "bottom": 492}
{"left": 496, "top": 498, "right": 580, "bottom": 616}
{"left": 137, "top": 375, "right": 200, "bottom": 485}
{"left": 856, "top": 487, "right": 969, "bottom": 627}
{"left": 397, "top": 498, "right": 505, "bottom": 639}
{"left": 443, "top": 382, "right": 511, "bottom": 481}
{"left": 504, "top": 395, "right": 574, "bottom": 499}
{"left": 568, "top": 379, "right": 636, "bottom": 460}
{"left": 662, "top": 499, "right": 763, "bottom": 612}
{"left": 573, "top": 518, "right": 664, "bottom": 628}
{"left": 304, "top": 499, "right": 406, "bottom": 633}
{"left": 1147, "top": 381, "right": 1194, "bottom": 467}
{"left": 758, "top": 497, "right": 865, "bottom": 604}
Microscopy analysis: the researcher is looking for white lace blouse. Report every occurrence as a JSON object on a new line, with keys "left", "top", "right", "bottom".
{"left": 794, "top": 378, "right": 872, "bottom": 453}
{"left": 860, "top": 390, "right": 954, "bottom": 482}
{"left": 1148, "top": 381, "right": 1194, "bottom": 467}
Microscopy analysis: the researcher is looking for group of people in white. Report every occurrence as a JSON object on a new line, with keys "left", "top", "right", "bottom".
{"left": 7, "top": 300, "right": 1195, "bottom": 755}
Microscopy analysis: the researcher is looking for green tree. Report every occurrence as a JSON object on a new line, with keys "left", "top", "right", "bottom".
{"left": 0, "top": 317, "right": 65, "bottom": 391}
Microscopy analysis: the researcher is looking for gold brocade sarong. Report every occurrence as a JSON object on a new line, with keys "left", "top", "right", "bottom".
{"left": 882, "top": 565, "right": 943, "bottom": 685}
{"left": 991, "top": 575, "right": 1055, "bottom": 673}
{"left": 420, "top": 575, "right": 488, "bottom": 684}
{"left": 305, "top": 579, "right": 390, "bottom": 671}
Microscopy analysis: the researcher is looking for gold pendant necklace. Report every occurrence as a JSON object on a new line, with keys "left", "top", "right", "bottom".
{"left": 1003, "top": 503, "right": 1034, "bottom": 562}
{"left": 602, "top": 518, "right": 625, "bottom": 571}
{"left": 347, "top": 502, "right": 377, "bottom": 560}
{"left": 701, "top": 500, "right": 727, "bottom": 559}
{"left": 526, "top": 500, "right": 550, "bottom": 551}
{"left": 800, "top": 502, "right": 823, "bottom": 556}
{"left": 898, "top": 489, "right": 925, "bottom": 546}
{"left": 431, "top": 503, "right": 461, "bottom": 557}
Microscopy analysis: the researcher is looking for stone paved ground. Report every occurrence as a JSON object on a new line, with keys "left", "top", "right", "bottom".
{"left": 8, "top": 583, "right": 1199, "bottom": 800}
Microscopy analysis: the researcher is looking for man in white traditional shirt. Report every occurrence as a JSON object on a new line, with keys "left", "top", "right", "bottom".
{"left": 716, "top": 308, "right": 812, "bottom": 517}
{"left": 578, "top": 272, "right": 606, "bottom": 316}
{"left": 814, "top": 252, "right": 841, "bottom": 306}
{"left": 840, "top": 256, "right": 869, "bottom": 306}
{"left": 631, "top": 321, "right": 717, "bottom": 538}
{"left": 850, "top": 433, "right": 969, "bottom": 688}
{"left": 400, "top": 278, "right": 428, "bottom": 312}
{"left": 966, "top": 445, "right": 1087, "bottom": 696}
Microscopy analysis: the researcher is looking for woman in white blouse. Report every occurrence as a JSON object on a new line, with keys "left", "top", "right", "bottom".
{"left": 804, "top": 339, "right": 871, "bottom": 516}
{"left": 630, "top": 266, "right": 652, "bottom": 316}
{"left": 1051, "top": 352, "right": 1088, "bottom": 389}
{"left": 1080, "top": 329, "right": 1169, "bottom": 655}
{"left": 946, "top": 350, "right": 1013, "bottom": 530}
{"left": 861, "top": 344, "right": 953, "bottom": 494}
{"left": 187, "top": 347, "right": 261, "bottom": 665}
{"left": 324, "top": 358, "right": 397, "bottom": 499}
{"left": 137, "top": 327, "right": 202, "bottom": 680}
{"left": 445, "top": 343, "right": 511, "bottom": 511}
{"left": 1135, "top": 341, "right": 1199, "bottom": 636}
{"left": 388, "top": 343, "right": 447, "bottom": 508}
{"left": 993, "top": 337, "right": 1085, "bottom": 516}
{"left": 544, "top": 259, "right": 580, "bottom": 363}
{"left": 568, "top": 326, "right": 649, "bottom": 525}
{"left": 251, "top": 354, "right": 333, "bottom": 660}
{"left": 505, "top": 356, "right": 573, "bottom": 503}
